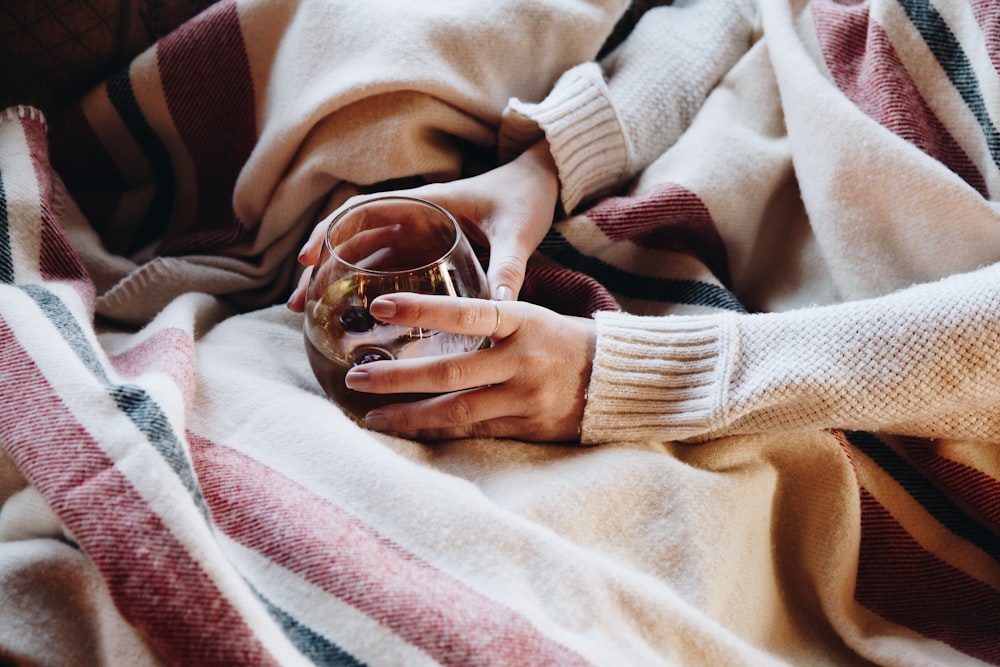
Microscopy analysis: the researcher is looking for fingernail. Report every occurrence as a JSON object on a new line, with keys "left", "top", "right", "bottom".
{"left": 369, "top": 299, "right": 397, "bottom": 319}
{"left": 495, "top": 285, "right": 513, "bottom": 301}
{"left": 364, "top": 411, "right": 389, "bottom": 431}
{"left": 344, "top": 369, "right": 370, "bottom": 390}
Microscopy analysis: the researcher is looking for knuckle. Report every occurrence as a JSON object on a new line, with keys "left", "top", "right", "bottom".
{"left": 493, "top": 256, "right": 524, "bottom": 278}
{"left": 441, "top": 397, "right": 475, "bottom": 426}
{"left": 457, "top": 305, "right": 477, "bottom": 330}
{"left": 405, "top": 299, "right": 427, "bottom": 322}
{"left": 430, "top": 358, "right": 466, "bottom": 388}
{"left": 469, "top": 420, "right": 504, "bottom": 439}
{"left": 372, "top": 370, "right": 397, "bottom": 393}
{"left": 492, "top": 259, "right": 524, "bottom": 287}
{"left": 382, "top": 406, "right": 415, "bottom": 432}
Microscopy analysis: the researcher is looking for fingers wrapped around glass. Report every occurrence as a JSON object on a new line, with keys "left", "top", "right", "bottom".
{"left": 303, "top": 196, "right": 490, "bottom": 424}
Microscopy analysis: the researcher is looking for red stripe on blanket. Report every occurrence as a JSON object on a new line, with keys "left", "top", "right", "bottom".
{"left": 189, "top": 433, "right": 591, "bottom": 667}
{"left": 900, "top": 438, "right": 1000, "bottom": 528}
{"left": 812, "top": 1, "right": 989, "bottom": 196}
{"left": 155, "top": 0, "right": 255, "bottom": 255}
{"left": 584, "top": 183, "right": 732, "bottom": 287}
{"left": 856, "top": 488, "right": 1000, "bottom": 663}
{"left": 0, "top": 323, "right": 279, "bottom": 667}
{"left": 19, "top": 113, "right": 94, "bottom": 307}
{"left": 521, "top": 265, "right": 621, "bottom": 316}
{"left": 971, "top": 0, "right": 1000, "bottom": 76}
{"left": 108, "top": 327, "right": 197, "bottom": 405}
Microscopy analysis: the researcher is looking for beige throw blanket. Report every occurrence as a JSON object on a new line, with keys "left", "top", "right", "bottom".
{"left": 0, "top": 0, "right": 997, "bottom": 665}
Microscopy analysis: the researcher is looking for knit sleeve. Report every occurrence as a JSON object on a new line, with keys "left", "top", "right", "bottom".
{"left": 499, "top": 0, "right": 757, "bottom": 213}
{"left": 581, "top": 262, "right": 1000, "bottom": 444}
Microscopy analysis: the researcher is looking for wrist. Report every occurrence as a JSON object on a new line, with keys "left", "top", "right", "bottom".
{"left": 521, "top": 139, "right": 560, "bottom": 209}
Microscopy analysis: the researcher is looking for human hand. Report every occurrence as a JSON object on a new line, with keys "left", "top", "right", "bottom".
{"left": 341, "top": 293, "right": 595, "bottom": 442}
{"left": 287, "top": 139, "right": 559, "bottom": 312}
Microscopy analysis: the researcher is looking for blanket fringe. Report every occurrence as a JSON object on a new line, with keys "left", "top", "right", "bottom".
{"left": 0, "top": 105, "right": 47, "bottom": 127}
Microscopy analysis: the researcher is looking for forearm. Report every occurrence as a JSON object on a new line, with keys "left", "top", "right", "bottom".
{"left": 582, "top": 262, "right": 1000, "bottom": 443}
{"left": 499, "top": 0, "right": 758, "bottom": 213}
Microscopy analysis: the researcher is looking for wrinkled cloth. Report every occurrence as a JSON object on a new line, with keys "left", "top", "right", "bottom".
{"left": 0, "top": 0, "right": 998, "bottom": 665}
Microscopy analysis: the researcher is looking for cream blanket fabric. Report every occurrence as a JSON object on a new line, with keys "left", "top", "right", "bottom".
{"left": 0, "top": 0, "right": 997, "bottom": 665}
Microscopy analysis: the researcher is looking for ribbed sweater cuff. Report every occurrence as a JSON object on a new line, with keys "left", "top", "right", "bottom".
{"left": 581, "top": 311, "right": 734, "bottom": 444}
{"left": 499, "top": 63, "right": 629, "bottom": 214}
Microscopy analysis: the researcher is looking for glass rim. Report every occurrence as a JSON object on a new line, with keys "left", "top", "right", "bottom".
{"left": 322, "top": 195, "right": 463, "bottom": 276}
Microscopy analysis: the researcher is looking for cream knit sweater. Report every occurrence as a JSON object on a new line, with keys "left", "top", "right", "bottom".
{"left": 500, "top": 0, "right": 1000, "bottom": 444}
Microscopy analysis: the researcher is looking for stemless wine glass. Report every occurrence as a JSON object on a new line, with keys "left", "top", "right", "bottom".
{"left": 303, "top": 195, "right": 490, "bottom": 423}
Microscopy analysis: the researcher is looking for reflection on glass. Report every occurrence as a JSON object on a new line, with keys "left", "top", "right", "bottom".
{"left": 303, "top": 196, "right": 489, "bottom": 423}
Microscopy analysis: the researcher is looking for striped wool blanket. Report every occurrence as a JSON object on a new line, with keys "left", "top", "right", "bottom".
{"left": 1, "top": 0, "right": 998, "bottom": 665}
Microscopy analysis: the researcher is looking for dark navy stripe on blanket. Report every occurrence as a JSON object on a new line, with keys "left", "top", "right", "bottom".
{"left": 899, "top": 0, "right": 1000, "bottom": 170}
{"left": 260, "top": 593, "right": 366, "bottom": 667}
{"left": 846, "top": 430, "right": 1000, "bottom": 564}
{"left": 0, "top": 168, "right": 11, "bottom": 285}
{"left": 16, "top": 286, "right": 353, "bottom": 665}
{"left": 2, "top": 122, "right": 350, "bottom": 665}
{"left": 539, "top": 229, "right": 746, "bottom": 312}
{"left": 19, "top": 283, "right": 209, "bottom": 520}
{"left": 105, "top": 68, "right": 176, "bottom": 255}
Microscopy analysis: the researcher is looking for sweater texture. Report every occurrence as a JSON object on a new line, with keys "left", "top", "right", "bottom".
{"left": 499, "top": 0, "right": 1000, "bottom": 444}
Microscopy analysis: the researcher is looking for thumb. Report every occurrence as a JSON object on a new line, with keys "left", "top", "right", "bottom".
{"left": 486, "top": 245, "right": 530, "bottom": 301}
